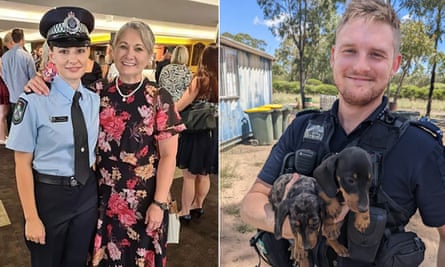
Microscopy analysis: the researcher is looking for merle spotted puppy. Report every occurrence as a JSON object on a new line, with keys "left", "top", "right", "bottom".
{"left": 269, "top": 173, "right": 324, "bottom": 267}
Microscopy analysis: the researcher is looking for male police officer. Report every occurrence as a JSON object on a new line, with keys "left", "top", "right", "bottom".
{"left": 241, "top": 1, "right": 445, "bottom": 266}
{"left": 6, "top": 6, "right": 99, "bottom": 267}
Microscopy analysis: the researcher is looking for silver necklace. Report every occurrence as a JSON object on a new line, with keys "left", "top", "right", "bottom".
{"left": 115, "top": 77, "right": 144, "bottom": 102}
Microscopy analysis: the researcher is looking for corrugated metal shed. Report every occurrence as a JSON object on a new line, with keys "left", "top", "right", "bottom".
{"left": 220, "top": 36, "right": 274, "bottom": 148}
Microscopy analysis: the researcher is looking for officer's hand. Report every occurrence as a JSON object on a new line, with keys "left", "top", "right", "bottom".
{"left": 25, "top": 217, "right": 46, "bottom": 244}
{"left": 24, "top": 75, "right": 50, "bottom": 96}
{"left": 283, "top": 173, "right": 300, "bottom": 199}
{"left": 333, "top": 204, "right": 350, "bottom": 223}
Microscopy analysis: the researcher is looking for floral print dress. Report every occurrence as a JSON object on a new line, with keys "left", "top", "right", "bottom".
{"left": 92, "top": 78, "right": 185, "bottom": 267}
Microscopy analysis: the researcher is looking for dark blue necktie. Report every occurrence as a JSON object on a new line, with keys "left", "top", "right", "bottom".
{"left": 71, "top": 91, "right": 90, "bottom": 184}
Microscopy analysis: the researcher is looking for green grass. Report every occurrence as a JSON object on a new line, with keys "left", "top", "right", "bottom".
{"left": 220, "top": 162, "right": 238, "bottom": 189}
{"left": 224, "top": 204, "right": 240, "bottom": 216}
{"left": 235, "top": 223, "right": 256, "bottom": 234}
{"left": 272, "top": 92, "right": 445, "bottom": 117}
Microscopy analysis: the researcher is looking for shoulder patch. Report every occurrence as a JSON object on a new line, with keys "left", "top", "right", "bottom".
{"left": 12, "top": 98, "right": 28, "bottom": 125}
{"left": 410, "top": 118, "right": 443, "bottom": 145}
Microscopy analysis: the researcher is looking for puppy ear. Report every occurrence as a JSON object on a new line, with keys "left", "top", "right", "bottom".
{"left": 274, "top": 201, "right": 289, "bottom": 239}
{"left": 313, "top": 154, "right": 338, "bottom": 198}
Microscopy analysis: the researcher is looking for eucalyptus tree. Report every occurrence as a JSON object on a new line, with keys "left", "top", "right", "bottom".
{"left": 393, "top": 20, "right": 433, "bottom": 105}
{"left": 257, "top": 0, "right": 344, "bottom": 108}
{"left": 403, "top": 0, "right": 445, "bottom": 117}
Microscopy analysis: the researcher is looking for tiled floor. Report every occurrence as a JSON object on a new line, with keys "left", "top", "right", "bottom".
{"left": 0, "top": 146, "right": 218, "bottom": 266}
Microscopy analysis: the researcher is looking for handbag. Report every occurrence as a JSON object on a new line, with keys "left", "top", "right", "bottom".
{"left": 180, "top": 100, "right": 217, "bottom": 131}
{"left": 167, "top": 200, "right": 181, "bottom": 244}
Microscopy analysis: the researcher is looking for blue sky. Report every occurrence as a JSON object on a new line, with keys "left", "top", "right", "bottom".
{"left": 220, "top": 0, "right": 279, "bottom": 55}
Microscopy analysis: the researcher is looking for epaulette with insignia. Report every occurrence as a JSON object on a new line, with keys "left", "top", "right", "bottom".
{"left": 410, "top": 117, "right": 443, "bottom": 145}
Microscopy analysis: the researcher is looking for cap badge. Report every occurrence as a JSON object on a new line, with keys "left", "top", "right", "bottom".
{"left": 63, "top": 11, "right": 81, "bottom": 34}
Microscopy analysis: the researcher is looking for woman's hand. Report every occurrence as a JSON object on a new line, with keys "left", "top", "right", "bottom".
{"left": 24, "top": 75, "right": 50, "bottom": 95}
{"left": 333, "top": 204, "right": 350, "bottom": 223}
{"left": 25, "top": 217, "right": 46, "bottom": 244}
{"left": 145, "top": 203, "right": 165, "bottom": 232}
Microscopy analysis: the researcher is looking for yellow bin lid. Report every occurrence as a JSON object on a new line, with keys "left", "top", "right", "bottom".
{"left": 244, "top": 107, "right": 273, "bottom": 113}
{"left": 263, "top": 104, "right": 283, "bottom": 109}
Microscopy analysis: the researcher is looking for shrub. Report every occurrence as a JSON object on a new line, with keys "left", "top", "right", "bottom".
{"left": 306, "top": 78, "right": 323, "bottom": 86}
{"left": 315, "top": 84, "right": 337, "bottom": 95}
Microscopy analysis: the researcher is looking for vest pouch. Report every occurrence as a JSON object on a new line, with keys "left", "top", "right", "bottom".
{"left": 347, "top": 206, "right": 387, "bottom": 263}
{"left": 375, "top": 231, "right": 425, "bottom": 267}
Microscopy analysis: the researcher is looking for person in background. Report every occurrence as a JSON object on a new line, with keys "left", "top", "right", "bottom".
{"left": 240, "top": 1, "right": 445, "bottom": 266}
{"left": 158, "top": 45, "right": 192, "bottom": 102}
{"left": 6, "top": 7, "right": 99, "bottom": 266}
{"left": 81, "top": 54, "right": 102, "bottom": 88}
{"left": 175, "top": 45, "right": 218, "bottom": 223}
{"left": 3, "top": 32, "right": 14, "bottom": 52}
{"left": 1, "top": 28, "right": 36, "bottom": 131}
{"left": 155, "top": 46, "right": 171, "bottom": 84}
{"left": 34, "top": 46, "right": 43, "bottom": 71}
{"left": 0, "top": 38, "right": 9, "bottom": 145}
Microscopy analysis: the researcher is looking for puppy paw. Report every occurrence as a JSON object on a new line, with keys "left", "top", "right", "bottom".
{"left": 327, "top": 239, "right": 349, "bottom": 257}
{"left": 334, "top": 244, "right": 349, "bottom": 257}
{"left": 326, "top": 201, "right": 342, "bottom": 218}
{"left": 354, "top": 212, "right": 370, "bottom": 233}
{"left": 299, "top": 257, "right": 311, "bottom": 267}
{"left": 323, "top": 223, "right": 341, "bottom": 239}
{"left": 291, "top": 243, "right": 306, "bottom": 262}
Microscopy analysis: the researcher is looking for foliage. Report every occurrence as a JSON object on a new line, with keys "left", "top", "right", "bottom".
{"left": 257, "top": 0, "right": 343, "bottom": 108}
{"left": 393, "top": 19, "right": 434, "bottom": 103}
{"left": 306, "top": 78, "right": 323, "bottom": 86}
{"left": 402, "top": 0, "right": 445, "bottom": 116}
{"left": 273, "top": 80, "right": 299, "bottom": 94}
{"left": 221, "top": 32, "right": 267, "bottom": 51}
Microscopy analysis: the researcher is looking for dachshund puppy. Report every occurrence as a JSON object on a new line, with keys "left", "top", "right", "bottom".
{"left": 269, "top": 173, "right": 324, "bottom": 267}
{"left": 313, "top": 146, "right": 373, "bottom": 257}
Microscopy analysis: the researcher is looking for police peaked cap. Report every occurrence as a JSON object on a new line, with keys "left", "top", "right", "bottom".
{"left": 40, "top": 6, "right": 94, "bottom": 47}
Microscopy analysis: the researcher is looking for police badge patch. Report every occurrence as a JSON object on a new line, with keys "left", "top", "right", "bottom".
{"left": 13, "top": 98, "right": 28, "bottom": 125}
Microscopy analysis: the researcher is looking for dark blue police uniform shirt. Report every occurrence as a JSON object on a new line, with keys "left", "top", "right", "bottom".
{"left": 259, "top": 97, "right": 445, "bottom": 227}
{"left": 6, "top": 75, "right": 100, "bottom": 176}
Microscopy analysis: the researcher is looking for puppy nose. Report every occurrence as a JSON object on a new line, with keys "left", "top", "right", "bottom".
{"left": 304, "top": 241, "right": 312, "bottom": 250}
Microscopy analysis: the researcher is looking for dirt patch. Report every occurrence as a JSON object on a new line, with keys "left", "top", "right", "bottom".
{"left": 220, "top": 143, "right": 439, "bottom": 267}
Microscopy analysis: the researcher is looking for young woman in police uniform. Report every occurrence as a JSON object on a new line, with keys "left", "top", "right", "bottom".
{"left": 6, "top": 7, "right": 99, "bottom": 267}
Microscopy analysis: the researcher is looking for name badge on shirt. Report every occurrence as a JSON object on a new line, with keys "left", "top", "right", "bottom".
{"left": 51, "top": 116, "right": 68, "bottom": 123}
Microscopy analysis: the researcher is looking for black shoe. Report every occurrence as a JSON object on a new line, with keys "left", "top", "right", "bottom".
{"left": 179, "top": 214, "right": 192, "bottom": 224}
{"left": 190, "top": 208, "right": 204, "bottom": 218}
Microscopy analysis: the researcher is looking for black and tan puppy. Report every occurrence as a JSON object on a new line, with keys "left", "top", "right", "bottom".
{"left": 269, "top": 173, "right": 324, "bottom": 267}
{"left": 313, "top": 146, "right": 373, "bottom": 257}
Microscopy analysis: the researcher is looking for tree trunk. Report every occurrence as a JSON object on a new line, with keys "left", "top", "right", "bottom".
{"left": 393, "top": 62, "right": 410, "bottom": 105}
{"left": 299, "top": 51, "right": 305, "bottom": 109}
{"left": 426, "top": 60, "right": 436, "bottom": 117}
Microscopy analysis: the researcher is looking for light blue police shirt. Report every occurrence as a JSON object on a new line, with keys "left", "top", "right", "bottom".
{"left": 6, "top": 75, "right": 100, "bottom": 176}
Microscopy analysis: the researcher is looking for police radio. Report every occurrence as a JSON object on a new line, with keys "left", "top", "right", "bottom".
{"left": 280, "top": 149, "right": 317, "bottom": 176}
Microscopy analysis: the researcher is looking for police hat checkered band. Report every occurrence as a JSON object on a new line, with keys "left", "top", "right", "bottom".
{"left": 46, "top": 12, "right": 89, "bottom": 37}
